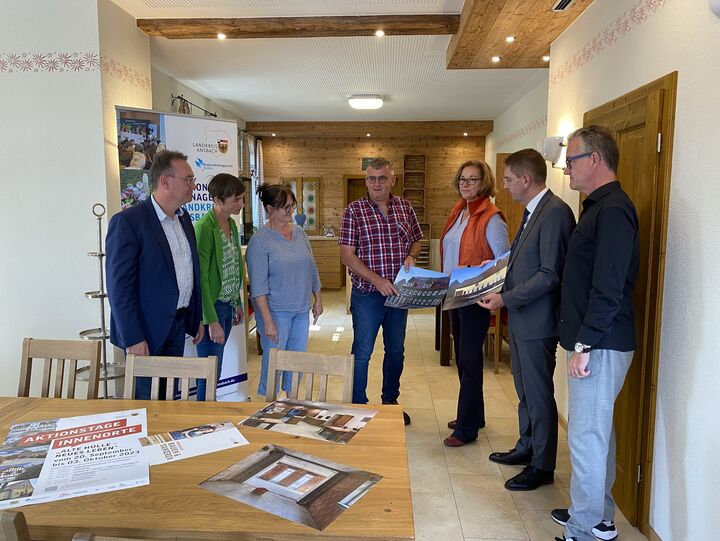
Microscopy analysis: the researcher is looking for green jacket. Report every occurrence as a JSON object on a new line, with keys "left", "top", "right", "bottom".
{"left": 194, "top": 210, "right": 243, "bottom": 324}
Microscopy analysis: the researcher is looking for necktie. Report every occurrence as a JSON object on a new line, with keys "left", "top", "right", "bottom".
{"left": 510, "top": 209, "right": 530, "bottom": 256}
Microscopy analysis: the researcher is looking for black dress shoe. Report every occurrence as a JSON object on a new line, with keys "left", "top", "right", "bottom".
{"left": 504, "top": 465, "right": 554, "bottom": 491}
{"left": 382, "top": 400, "right": 411, "bottom": 425}
{"left": 488, "top": 448, "right": 532, "bottom": 466}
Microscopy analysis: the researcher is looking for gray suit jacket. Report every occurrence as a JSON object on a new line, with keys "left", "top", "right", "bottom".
{"left": 501, "top": 190, "right": 576, "bottom": 340}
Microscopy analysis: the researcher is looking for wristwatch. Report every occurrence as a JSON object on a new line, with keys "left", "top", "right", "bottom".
{"left": 574, "top": 342, "right": 592, "bottom": 354}
{"left": 407, "top": 254, "right": 417, "bottom": 261}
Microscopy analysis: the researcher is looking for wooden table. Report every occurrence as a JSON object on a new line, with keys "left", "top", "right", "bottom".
{"left": 0, "top": 398, "right": 414, "bottom": 541}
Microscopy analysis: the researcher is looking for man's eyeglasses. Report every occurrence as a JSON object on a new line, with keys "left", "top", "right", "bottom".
{"left": 366, "top": 175, "right": 390, "bottom": 184}
{"left": 458, "top": 177, "right": 481, "bottom": 185}
{"left": 564, "top": 152, "right": 593, "bottom": 170}
{"left": 167, "top": 173, "right": 196, "bottom": 184}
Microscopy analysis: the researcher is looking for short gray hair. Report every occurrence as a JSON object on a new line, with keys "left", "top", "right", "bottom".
{"left": 365, "top": 158, "right": 394, "bottom": 175}
{"left": 568, "top": 125, "right": 619, "bottom": 173}
{"left": 150, "top": 150, "right": 188, "bottom": 189}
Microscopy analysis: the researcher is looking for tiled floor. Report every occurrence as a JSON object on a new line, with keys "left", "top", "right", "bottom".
{"left": 244, "top": 290, "right": 648, "bottom": 541}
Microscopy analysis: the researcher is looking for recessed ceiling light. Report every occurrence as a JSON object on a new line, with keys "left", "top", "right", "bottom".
{"left": 217, "top": 33, "right": 226, "bottom": 40}
{"left": 505, "top": 36, "right": 515, "bottom": 43}
{"left": 491, "top": 56, "right": 501, "bottom": 63}
{"left": 271, "top": 133, "right": 276, "bottom": 137}
{"left": 375, "top": 29, "right": 385, "bottom": 37}
{"left": 366, "top": 133, "right": 371, "bottom": 137}
{"left": 543, "top": 55, "right": 551, "bottom": 62}
{"left": 348, "top": 94, "right": 384, "bottom": 110}
{"left": 463, "top": 132, "right": 468, "bottom": 137}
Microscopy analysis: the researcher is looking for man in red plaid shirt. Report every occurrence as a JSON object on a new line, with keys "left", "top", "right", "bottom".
{"left": 339, "top": 158, "right": 423, "bottom": 425}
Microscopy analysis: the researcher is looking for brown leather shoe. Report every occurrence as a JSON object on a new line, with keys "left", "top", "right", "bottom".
{"left": 447, "top": 419, "right": 457, "bottom": 429}
{"left": 443, "top": 435, "right": 476, "bottom": 447}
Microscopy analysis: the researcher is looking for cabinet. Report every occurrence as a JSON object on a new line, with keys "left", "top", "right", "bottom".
{"left": 402, "top": 155, "right": 431, "bottom": 268}
{"left": 309, "top": 238, "right": 343, "bottom": 290}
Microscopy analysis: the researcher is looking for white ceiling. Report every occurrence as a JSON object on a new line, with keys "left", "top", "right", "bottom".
{"left": 113, "top": 0, "right": 549, "bottom": 122}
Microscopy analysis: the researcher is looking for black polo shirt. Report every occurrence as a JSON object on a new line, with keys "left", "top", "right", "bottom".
{"left": 559, "top": 181, "right": 639, "bottom": 352}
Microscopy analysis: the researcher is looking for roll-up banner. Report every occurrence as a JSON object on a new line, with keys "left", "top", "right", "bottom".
{"left": 115, "top": 106, "right": 247, "bottom": 400}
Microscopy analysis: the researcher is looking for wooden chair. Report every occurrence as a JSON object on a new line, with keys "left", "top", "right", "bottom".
{"left": 0, "top": 511, "right": 30, "bottom": 541}
{"left": 266, "top": 348, "right": 354, "bottom": 403}
{"left": 485, "top": 309, "right": 510, "bottom": 374}
{"left": 124, "top": 354, "right": 217, "bottom": 401}
{"left": 18, "top": 338, "right": 101, "bottom": 399}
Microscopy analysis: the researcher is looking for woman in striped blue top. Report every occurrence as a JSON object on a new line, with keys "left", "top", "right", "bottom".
{"left": 246, "top": 183, "right": 322, "bottom": 397}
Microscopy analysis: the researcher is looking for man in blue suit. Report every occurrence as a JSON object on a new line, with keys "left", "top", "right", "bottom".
{"left": 106, "top": 150, "right": 204, "bottom": 399}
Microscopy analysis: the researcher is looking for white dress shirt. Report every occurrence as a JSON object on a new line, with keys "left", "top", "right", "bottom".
{"left": 523, "top": 187, "right": 549, "bottom": 231}
{"left": 151, "top": 196, "right": 194, "bottom": 309}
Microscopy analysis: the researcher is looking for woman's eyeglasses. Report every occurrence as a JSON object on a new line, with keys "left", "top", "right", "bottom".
{"left": 458, "top": 177, "right": 480, "bottom": 185}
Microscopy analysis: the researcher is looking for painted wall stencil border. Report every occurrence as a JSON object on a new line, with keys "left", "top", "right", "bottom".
{"left": 550, "top": 0, "right": 672, "bottom": 88}
{"left": 495, "top": 114, "right": 547, "bottom": 149}
{"left": 0, "top": 51, "right": 150, "bottom": 90}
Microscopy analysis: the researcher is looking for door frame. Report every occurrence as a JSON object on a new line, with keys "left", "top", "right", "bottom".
{"left": 584, "top": 72, "right": 677, "bottom": 535}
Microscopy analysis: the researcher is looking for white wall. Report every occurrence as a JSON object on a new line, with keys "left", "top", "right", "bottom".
{"left": 0, "top": 0, "right": 107, "bottom": 396}
{"left": 485, "top": 75, "right": 549, "bottom": 180}
{"left": 548, "top": 0, "right": 720, "bottom": 538}
{"left": 151, "top": 67, "right": 246, "bottom": 126}
{"left": 98, "top": 0, "right": 152, "bottom": 218}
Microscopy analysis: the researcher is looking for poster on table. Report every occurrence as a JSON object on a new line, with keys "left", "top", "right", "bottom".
{"left": 0, "top": 409, "right": 149, "bottom": 509}
{"left": 139, "top": 421, "right": 248, "bottom": 466}
{"left": 384, "top": 266, "right": 450, "bottom": 309}
{"left": 115, "top": 107, "right": 247, "bottom": 400}
{"left": 442, "top": 251, "right": 510, "bottom": 311}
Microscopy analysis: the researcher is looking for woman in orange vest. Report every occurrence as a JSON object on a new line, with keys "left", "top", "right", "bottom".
{"left": 440, "top": 160, "right": 509, "bottom": 447}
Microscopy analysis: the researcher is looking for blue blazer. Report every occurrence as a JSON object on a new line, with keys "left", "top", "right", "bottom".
{"left": 106, "top": 198, "right": 202, "bottom": 354}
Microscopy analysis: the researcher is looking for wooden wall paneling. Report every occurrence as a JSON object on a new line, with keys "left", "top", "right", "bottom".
{"left": 262, "top": 136, "right": 485, "bottom": 238}
{"left": 247, "top": 121, "right": 492, "bottom": 138}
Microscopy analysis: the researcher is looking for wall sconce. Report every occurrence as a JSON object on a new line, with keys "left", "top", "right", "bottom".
{"left": 711, "top": 0, "right": 720, "bottom": 16}
{"left": 540, "top": 136, "right": 567, "bottom": 168}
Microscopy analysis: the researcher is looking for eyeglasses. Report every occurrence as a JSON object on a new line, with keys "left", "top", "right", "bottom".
{"left": 167, "top": 173, "right": 196, "bottom": 184}
{"left": 564, "top": 152, "right": 593, "bottom": 170}
{"left": 280, "top": 202, "right": 297, "bottom": 213}
{"left": 366, "top": 175, "right": 390, "bottom": 184}
{"left": 458, "top": 177, "right": 481, "bottom": 185}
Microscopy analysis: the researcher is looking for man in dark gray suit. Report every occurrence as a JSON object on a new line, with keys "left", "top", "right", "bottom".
{"left": 479, "top": 148, "right": 575, "bottom": 491}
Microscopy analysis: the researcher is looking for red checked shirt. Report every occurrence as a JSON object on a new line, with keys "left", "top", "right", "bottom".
{"left": 339, "top": 194, "right": 423, "bottom": 293}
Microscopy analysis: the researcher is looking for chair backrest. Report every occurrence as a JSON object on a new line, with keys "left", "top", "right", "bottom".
{"left": 0, "top": 511, "right": 30, "bottom": 541}
{"left": 124, "top": 354, "right": 217, "bottom": 401}
{"left": 265, "top": 348, "right": 354, "bottom": 403}
{"left": 18, "top": 338, "right": 101, "bottom": 400}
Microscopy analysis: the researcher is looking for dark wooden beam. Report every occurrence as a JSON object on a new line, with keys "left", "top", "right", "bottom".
{"left": 245, "top": 121, "right": 493, "bottom": 138}
{"left": 138, "top": 15, "right": 459, "bottom": 40}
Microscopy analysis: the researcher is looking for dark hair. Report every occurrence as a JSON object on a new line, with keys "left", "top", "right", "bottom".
{"left": 451, "top": 159, "right": 496, "bottom": 198}
{"left": 256, "top": 182, "right": 296, "bottom": 211}
{"left": 504, "top": 148, "right": 547, "bottom": 184}
{"left": 149, "top": 150, "right": 188, "bottom": 189}
{"left": 568, "top": 125, "right": 619, "bottom": 173}
{"left": 208, "top": 173, "right": 245, "bottom": 202}
{"left": 365, "top": 158, "right": 394, "bottom": 175}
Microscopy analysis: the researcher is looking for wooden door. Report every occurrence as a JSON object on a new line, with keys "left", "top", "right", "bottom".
{"left": 494, "top": 153, "right": 526, "bottom": 240}
{"left": 583, "top": 73, "right": 676, "bottom": 530}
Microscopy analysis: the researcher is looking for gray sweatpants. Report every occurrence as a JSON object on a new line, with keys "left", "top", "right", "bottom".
{"left": 565, "top": 348, "right": 633, "bottom": 541}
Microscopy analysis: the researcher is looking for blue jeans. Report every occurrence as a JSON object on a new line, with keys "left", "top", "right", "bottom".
{"left": 195, "top": 300, "right": 234, "bottom": 401}
{"left": 136, "top": 309, "right": 187, "bottom": 400}
{"left": 255, "top": 308, "right": 310, "bottom": 397}
{"left": 350, "top": 288, "right": 408, "bottom": 404}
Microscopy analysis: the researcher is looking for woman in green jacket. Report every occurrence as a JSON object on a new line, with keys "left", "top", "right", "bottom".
{"left": 194, "top": 173, "right": 246, "bottom": 401}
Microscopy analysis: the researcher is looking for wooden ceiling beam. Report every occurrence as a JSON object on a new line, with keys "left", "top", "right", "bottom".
{"left": 446, "top": 0, "right": 594, "bottom": 70}
{"left": 245, "top": 121, "right": 493, "bottom": 138}
{"left": 137, "top": 15, "right": 459, "bottom": 40}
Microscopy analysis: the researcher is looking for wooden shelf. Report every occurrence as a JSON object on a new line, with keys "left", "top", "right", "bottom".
{"left": 404, "top": 154, "right": 426, "bottom": 171}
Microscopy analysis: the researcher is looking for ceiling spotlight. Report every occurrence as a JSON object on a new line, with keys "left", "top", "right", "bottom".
{"left": 505, "top": 36, "right": 515, "bottom": 43}
{"left": 366, "top": 133, "right": 371, "bottom": 137}
{"left": 463, "top": 132, "right": 468, "bottom": 137}
{"left": 375, "top": 29, "right": 385, "bottom": 37}
{"left": 271, "top": 133, "right": 276, "bottom": 137}
{"left": 348, "top": 94, "right": 384, "bottom": 110}
{"left": 491, "top": 56, "right": 501, "bottom": 63}
{"left": 217, "top": 33, "right": 226, "bottom": 40}
{"left": 543, "top": 55, "right": 551, "bottom": 62}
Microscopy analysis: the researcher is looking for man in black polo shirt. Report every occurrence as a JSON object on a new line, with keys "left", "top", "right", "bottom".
{"left": 551, "top": 126, "right": 639, "bottom": 541}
